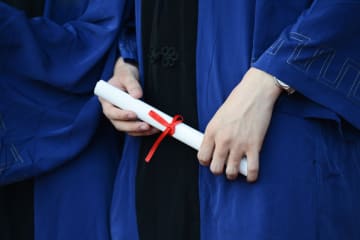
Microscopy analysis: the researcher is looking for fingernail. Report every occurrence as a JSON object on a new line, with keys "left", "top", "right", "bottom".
{"left": 210, "top": 164, "right": 223, "bottom": 175}
{"left": 199, "top": 159, "right": 210, "bottom": 166}
{"left": 140, "top": 124, "right": 149, "bottom": 130}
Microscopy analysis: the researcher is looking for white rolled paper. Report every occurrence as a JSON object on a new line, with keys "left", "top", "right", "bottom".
{"left": 94, "top": 80, "right": 247, "bottom": 176}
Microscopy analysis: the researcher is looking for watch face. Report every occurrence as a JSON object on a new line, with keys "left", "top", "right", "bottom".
{"left": 274, "top": 77, "right": 295, "bottom": 94}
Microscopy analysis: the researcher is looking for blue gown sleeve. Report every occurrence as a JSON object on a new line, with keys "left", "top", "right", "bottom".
{"left": 253, "top": 0, "right": 360, "bottom": 130}
{"left": 118, "top": 0, "right": 138, "bottom": 62}
{"left": 0, "top": 0, "right": 122, "bottom": 93}
{"left": 0, "top": 0, "right": 126, "bottom": 184}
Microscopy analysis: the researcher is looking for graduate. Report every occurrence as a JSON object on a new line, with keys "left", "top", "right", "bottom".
{"left": 0, "top": 0, "right": 128, "bottom": 239}
{"left": 102, "top": 0, "right": 360, "bottom": 239}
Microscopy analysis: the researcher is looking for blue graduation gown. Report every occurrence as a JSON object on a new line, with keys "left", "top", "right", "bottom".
{"left": 111, "top": 0, "right": 360, "bottom": 239}
{"left": 0, "top": 1, "right": 128, "bottom": 239}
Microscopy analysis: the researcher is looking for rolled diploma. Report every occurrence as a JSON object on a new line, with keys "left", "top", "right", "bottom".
{"left": 94, "top": 80, "right": 247, "bottom": 176}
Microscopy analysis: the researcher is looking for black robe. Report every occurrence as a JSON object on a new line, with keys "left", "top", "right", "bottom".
{"left": 136, "top": 0, "right": 200, "bottom": 239}
{"left": 1, "top": 0, "right": 44, "bottom": 17}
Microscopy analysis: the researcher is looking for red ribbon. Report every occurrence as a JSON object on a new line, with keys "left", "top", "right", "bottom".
{"left": 145, "top": 110, "right": 183, "bottom": 162}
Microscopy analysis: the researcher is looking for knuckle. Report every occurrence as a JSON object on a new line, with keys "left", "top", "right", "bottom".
{"left": 249, "top": 137, "right": 263, "bottom": 149}
{"left": 204, "top": 125, "right": 216, "bottom": 138}
{"left": 124, "top": 76, "right": 136, "bottom": 85}
{"left": 232, "top": 140, "right": 247, "bottom": 151}
{"left": 218, "top": 136, "right": 231, "bottom": 147}
{"left": 116, "top": 111, "right": 125, "bottom": 120}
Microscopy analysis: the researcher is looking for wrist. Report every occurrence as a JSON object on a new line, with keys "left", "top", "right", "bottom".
{"left": 238, "top": 68, "right": 282, "bottom": 106}
{"left": 249, "top": 67, "right": 295, "bottom": 96}
{"left": 250, "top": 67, "right": 282, "bottom": 99}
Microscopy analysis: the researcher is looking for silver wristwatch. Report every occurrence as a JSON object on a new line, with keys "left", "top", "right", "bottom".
{"left": 273, "top": 77, "right": 295, "bottom": 95}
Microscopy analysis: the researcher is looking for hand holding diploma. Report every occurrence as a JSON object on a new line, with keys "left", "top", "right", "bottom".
{"left": 95, "top": 79, "right": 248, "bottom": 176}
{"left": 99, "top": 58, "right": 159, "bottom": 137}
{"left": 98, "top": 59, "right": 287, "bottom": 180}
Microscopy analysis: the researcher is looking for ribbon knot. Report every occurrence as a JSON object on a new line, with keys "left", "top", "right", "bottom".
{"left": 145, "top": 110, "right": 183, "bottom": 162}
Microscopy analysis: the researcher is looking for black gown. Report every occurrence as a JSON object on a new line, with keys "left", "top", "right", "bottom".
{"left": 1, "top": 0, "right": 44, "bottom": 18}
{"left": 136, "top": 0, "right": 200, "bottom": 239}
{"left": 0, "top": 2, "right": 43, "bottom": 240}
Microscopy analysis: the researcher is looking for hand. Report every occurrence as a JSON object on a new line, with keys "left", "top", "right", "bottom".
{"left": 197, "top": 67, "right": 282, "bottom": 182}
{"left": 99, "top": 58, "right": 159, "bottom": 136}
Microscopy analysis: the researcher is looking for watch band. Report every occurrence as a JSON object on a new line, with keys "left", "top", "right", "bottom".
{"left": 273, "top": 77, "right": 295, "bottom": 95}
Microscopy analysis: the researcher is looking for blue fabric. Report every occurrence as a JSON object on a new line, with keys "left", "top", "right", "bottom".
{"left": 252, "top": 0, "right": 360, "bottom": 130}
{"left": 111, "top": 0, "right": 360, "bottom": 239}
{"left": 110, "top": 1, "right": 142, "bottom": 239}
{"left": 118, "top": 0, "right": 138, "bottom": 62}
{"left": 0, "top": 0, "right": 127, "bottom": 239}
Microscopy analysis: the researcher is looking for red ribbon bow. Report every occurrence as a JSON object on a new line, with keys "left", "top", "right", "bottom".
{"left": 145, "top": 110, "right": 184, "bottom": 162}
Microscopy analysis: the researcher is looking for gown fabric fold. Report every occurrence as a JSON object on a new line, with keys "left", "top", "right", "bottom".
{"left": 112, "top": 1, "right": 360, "bottom": 239}
{"left": 0, "top": 0, "right": 127, "bottom": 239}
